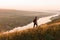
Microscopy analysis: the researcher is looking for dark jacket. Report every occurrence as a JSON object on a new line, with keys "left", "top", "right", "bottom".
{"left": 33, "top": 18, "right": 37, "bottom": 24}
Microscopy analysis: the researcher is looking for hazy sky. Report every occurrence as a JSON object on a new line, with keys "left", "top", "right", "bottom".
{"left": 0, "top": 0, "right": 60, "bottom": 11}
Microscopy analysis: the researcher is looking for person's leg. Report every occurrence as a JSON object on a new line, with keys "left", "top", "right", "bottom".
{"left": 33, "top": 23, "right": 35, "bottom": 28}
{"left": 36, "top": 23, "right": 38, "bottom": 27}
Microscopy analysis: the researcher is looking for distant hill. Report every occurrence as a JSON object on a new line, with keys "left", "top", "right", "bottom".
{"left": 50, "top": 14, "right": 60, "bottom": 20}
{"left": 48, "top": 17, "right": 60, "bottom": 24}
{"left": 0, "top": 17, "right": 60, "bottom": 40}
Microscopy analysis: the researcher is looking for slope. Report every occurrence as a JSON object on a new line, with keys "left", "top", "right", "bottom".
{"left": 0, "top": 14, "right": 60, "bottom": 40}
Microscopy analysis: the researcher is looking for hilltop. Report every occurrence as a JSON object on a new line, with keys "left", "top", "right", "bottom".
{"left": 0, "top": 17, "right": 60, "bottom": 40}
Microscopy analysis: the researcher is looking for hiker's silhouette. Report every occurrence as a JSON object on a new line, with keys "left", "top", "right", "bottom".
{"left": 33, "top": 17, "right": 38, "bottom": 28}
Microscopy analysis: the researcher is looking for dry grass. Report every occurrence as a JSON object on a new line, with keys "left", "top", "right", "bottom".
{"left": 0, "top": 21, "right": 60, "bottom": 40}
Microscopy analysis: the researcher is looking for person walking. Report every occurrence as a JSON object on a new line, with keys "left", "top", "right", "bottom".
{"left": 33, "top": 17, "right": 38, "bottom": 28}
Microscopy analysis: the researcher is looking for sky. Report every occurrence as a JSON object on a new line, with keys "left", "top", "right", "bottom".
{"left": 0, "top": 0, "right": 60, "bottom": 11}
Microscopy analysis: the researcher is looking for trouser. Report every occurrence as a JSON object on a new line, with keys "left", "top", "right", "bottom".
{"left": 33, "top": 23, "right": 38, "bottom": 28}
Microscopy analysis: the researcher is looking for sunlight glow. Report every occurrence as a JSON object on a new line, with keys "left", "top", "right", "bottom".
{"left": 0, "top": 0, "right": 60, "bottom": 11}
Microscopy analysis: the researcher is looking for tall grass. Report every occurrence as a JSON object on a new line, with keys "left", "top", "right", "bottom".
{"left": 0, "top": 22, "right": 60, "bottom": 40}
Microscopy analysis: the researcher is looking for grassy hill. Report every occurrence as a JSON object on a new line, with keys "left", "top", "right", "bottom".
{"left": 0, "top": 9, "right": 55, "bottom": 32}
{"left": 0, "top": 18, "right": 60, "bottom": 40}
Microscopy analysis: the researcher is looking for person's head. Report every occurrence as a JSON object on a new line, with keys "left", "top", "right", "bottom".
{"left": 35, "top": 17, "right": 37, "bottom": 19}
